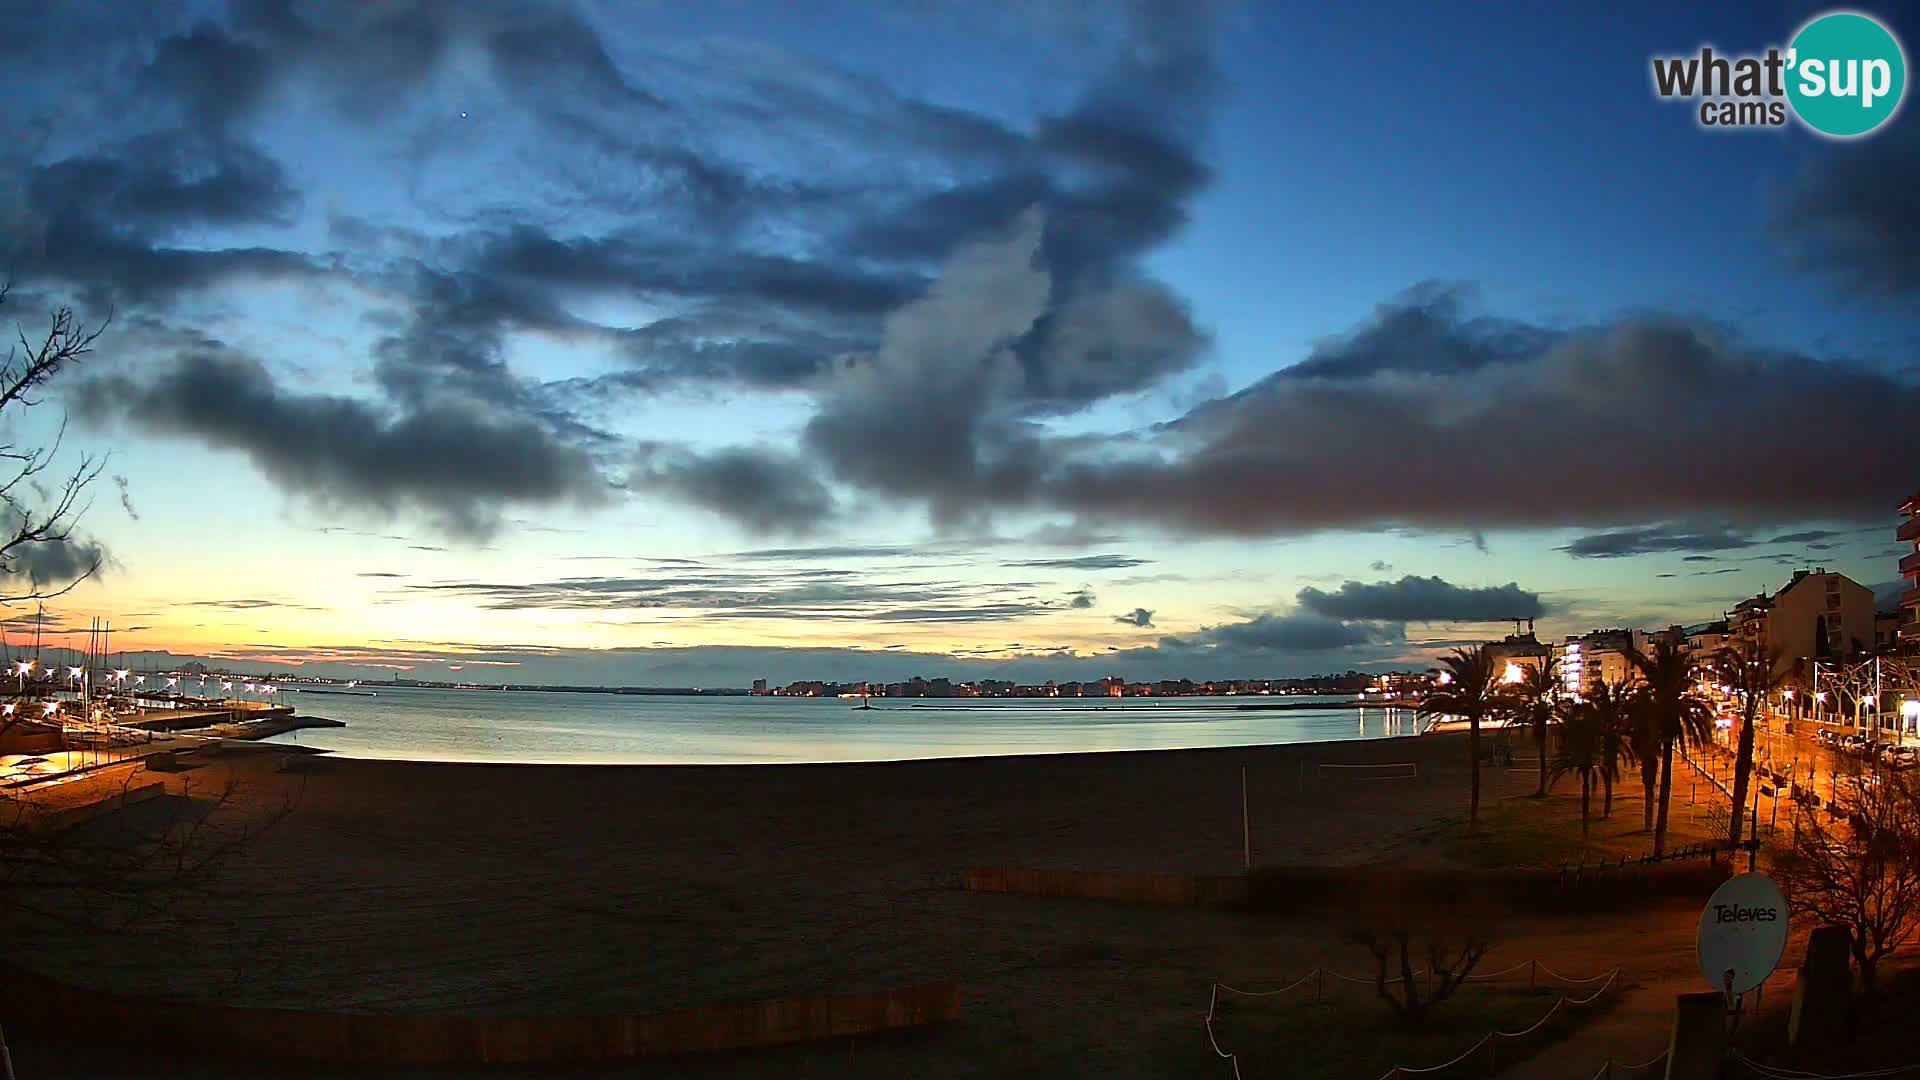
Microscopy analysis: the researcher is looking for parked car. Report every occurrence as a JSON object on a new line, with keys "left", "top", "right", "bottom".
{"left": 1882, "top": 746, "right": 1917, "bottom": 771}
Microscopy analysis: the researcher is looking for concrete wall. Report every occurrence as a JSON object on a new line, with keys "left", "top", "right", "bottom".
{"left": 0, "top": 966, "right": 959, "bottom": 1066}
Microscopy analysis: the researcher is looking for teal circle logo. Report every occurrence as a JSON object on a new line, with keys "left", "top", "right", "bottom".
{"left": 1787, "top": 11, "right": 1907, "bottom": 137}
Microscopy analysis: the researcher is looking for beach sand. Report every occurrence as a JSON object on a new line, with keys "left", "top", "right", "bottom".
{"left": 6, "top": 730, "right": 1749, "bottom": 1078}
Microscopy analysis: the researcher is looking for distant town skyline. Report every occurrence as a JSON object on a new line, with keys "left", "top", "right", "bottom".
{"left": 2, "top": 2, "right": 1915, "bottom": 687}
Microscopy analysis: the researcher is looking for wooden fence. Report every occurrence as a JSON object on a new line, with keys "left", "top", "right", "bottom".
{"left": 0, "top": 965, "right": 959, "bottom": 1067}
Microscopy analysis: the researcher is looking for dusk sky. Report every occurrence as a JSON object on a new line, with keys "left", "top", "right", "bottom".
{"left": 2, "top": 0, "right": 1917, "bottom": 685}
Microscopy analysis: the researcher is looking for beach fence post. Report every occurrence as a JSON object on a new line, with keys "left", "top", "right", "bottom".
{"left": 1529, "top": 959, "right": 1537, "bottom": 992}
{"left": 0, "top": 1020, "right": 14, "bottom": 1080}
{"left": 1241, "top": 766, "right": 1251, "bottom": 870}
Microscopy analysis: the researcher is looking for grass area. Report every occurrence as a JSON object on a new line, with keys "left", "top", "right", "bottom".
{"left": 1444, "top": 773, "right": 1728, "bottom": 872}
{"left": 1185, "top": 983, "right": 1617, "bottom": 1080}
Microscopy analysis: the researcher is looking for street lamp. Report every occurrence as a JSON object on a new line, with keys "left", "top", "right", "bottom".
{"left": 1903, "top": 700, "right": 1920, "bottom": 742}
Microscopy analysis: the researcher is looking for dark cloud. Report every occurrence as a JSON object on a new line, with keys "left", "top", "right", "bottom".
{"left": 1295, "top": 575, "right": 1542, "bottom": 623}
{"left": 138, "top": 20, "right": 276, "bottom": 129}
{"left": 0, "top": 530, "right": 107, "bottom": 591}
{"left": 800, "top": 208, "right": 1205, "bottom": 527}
{"left": 11, "top": 129, "right": 314, "bottom": 307}
{"left": 73, "top": 349, "right": 610, "bottom": 539}
{"left": 26, "top": 131, "right": 297, "bottom": 236}
{"left": 405, "top": 568, "right": 1075, "bottom": 625}
{"left": 1113, "top": 607, "right": 1154, "bottom": 628}
{"left": 113, "top": 474, "right": 140, "bottom": 521}
{"left": 631, "top": 445, "right": 836, "bottom": 536}
{"left": 1280, "top": 283, "right": 1555, "bottom": 380}
{"left": 1774, "top": 129, "right": 1920, "bottom": 297}
{"left": 1004, "top": 554, "right": 1151, "bottom": 570}
{"left": 1567, "top": 524, "right": 1859, "bottom": 559}
{"left": 1068, "top": 588, "right": 1096, "bottom": 609}
{"left": 728, "top": 545, "right": 918, "bottom": 561}
{"left": 1369, "top": 560, "right": 1392, "bottom": 572}
{"left": 184, "top": 599, "right": 322, "bottom": 611}
{"left": 1562, "top": 524, "right": 1755, "bottom": 559}
{"left": 1037, "top": 294, "right": 1920, "bottom": 536}
{"left": 10, "top": 0, "right": 1229, "bottom": 547}
{"left": 1174, "top": 612, "right": 1399, "bottom": 653}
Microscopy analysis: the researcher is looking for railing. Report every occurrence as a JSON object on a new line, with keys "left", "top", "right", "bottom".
{"left": 1558, "top": 841, "right": 1731, "bottom": 886}
{"left": 1203, "top": 961, "right": 1621, "bottom": 1080}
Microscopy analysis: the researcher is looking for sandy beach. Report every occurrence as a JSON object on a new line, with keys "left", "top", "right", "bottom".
{"left": 7, "top": 730, "right": 1749, "bottom": 1078}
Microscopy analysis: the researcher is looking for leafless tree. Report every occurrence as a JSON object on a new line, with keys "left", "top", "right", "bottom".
{"left": 1774, "top": 768, "right": 1920, "bottom": 997}
{"left": 0, "top": 282, "right": 109, "bottom": 605}
{"left": 1351, "top": 926, "right": 1491, "bottom": 1028}
{"left": 1348, "top": 876, "right": 1493, "bottom": 1028}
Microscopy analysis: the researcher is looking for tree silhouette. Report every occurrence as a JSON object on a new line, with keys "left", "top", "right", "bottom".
{"left": 1579, "top": 678, "right": 1636, "bottom": 820}
{"left": 1712, "top": 639, "right": 1787, "bottom": 849}
{"left": 1552, "top": 696, "right": 1611, "bottom": 843}
{"left": 1504, "top": 657, "right": 1562, "bottom": 798}
{"left": 1418, "top": 646, "right": 1500, "bottom": 828}
{"left": 1628, "top": 640, "right": 1715, "bottom": 857}
{"left": 0, "top": 284, "right": 109, "bottom": 607}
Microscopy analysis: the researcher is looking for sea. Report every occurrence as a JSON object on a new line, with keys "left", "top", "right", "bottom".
{"left": 260, "top": 686, "right": 1424, "bottom": 764}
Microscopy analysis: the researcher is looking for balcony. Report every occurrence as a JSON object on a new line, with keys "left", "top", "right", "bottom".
{"left": 1902, "top": 550, "right": 1920, "bottom": 576}
{"left": 1905, "top": 586, "right": 1920, "bottom": 610}
{"left": 1902, "top": 516, "right": 1920, "bottom": 543}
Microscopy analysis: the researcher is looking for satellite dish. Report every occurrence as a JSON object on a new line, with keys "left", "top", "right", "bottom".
{"left": 1697, "top": 873, "right": 1789, "bottom": 995}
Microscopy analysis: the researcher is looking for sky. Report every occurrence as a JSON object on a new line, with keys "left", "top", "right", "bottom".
{"left": 0, "top": 0, "right": 1917, "bottom": 686}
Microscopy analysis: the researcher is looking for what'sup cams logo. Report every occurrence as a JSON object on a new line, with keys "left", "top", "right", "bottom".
{"left": 1652, "top": 10, "right": 1907, "bottom": 137}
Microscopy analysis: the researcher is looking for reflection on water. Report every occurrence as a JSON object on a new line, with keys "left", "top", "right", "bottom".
{"left": 263, "top": 687, "right": 1423, "bottom": 765}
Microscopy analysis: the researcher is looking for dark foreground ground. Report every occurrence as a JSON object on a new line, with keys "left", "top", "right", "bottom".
{"left": 4, "top": 730, "right": 1735, "bottom": 1078}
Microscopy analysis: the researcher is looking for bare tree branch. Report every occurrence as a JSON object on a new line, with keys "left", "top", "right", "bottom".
{"left": 0, "top": 283, "right": 110, "bottom": 605}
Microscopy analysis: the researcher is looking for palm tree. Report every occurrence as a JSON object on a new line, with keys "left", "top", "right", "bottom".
{"left": 1629, "top": 639, "right": 1716, "bottom": 857}
{"left": 1580, "top": 678, "right": 1636, "bottom": 819}
{"left": 1418, "top": 646, "right": 1501, "bottom": 828}
{"left": 1712, "top": 640, "right": 1787, "bottom": 849}
{"left": 1627, "top": 683, "right": 1660, "bottom": 832}
{"left": 1503, "top": 658, "right": 1562, "bottom": 798}
{"left": 1553, "top": 697, "right": 1620, "bottom": 844}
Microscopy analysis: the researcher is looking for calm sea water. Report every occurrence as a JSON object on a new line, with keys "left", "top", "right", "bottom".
{"left": 260, "top": 686, "right": 1423, "bottom": 764}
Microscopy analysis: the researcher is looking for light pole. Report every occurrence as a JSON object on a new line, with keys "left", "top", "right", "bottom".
{"left": 1904, "top": 700, "right": 1920, "bottom": 747}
